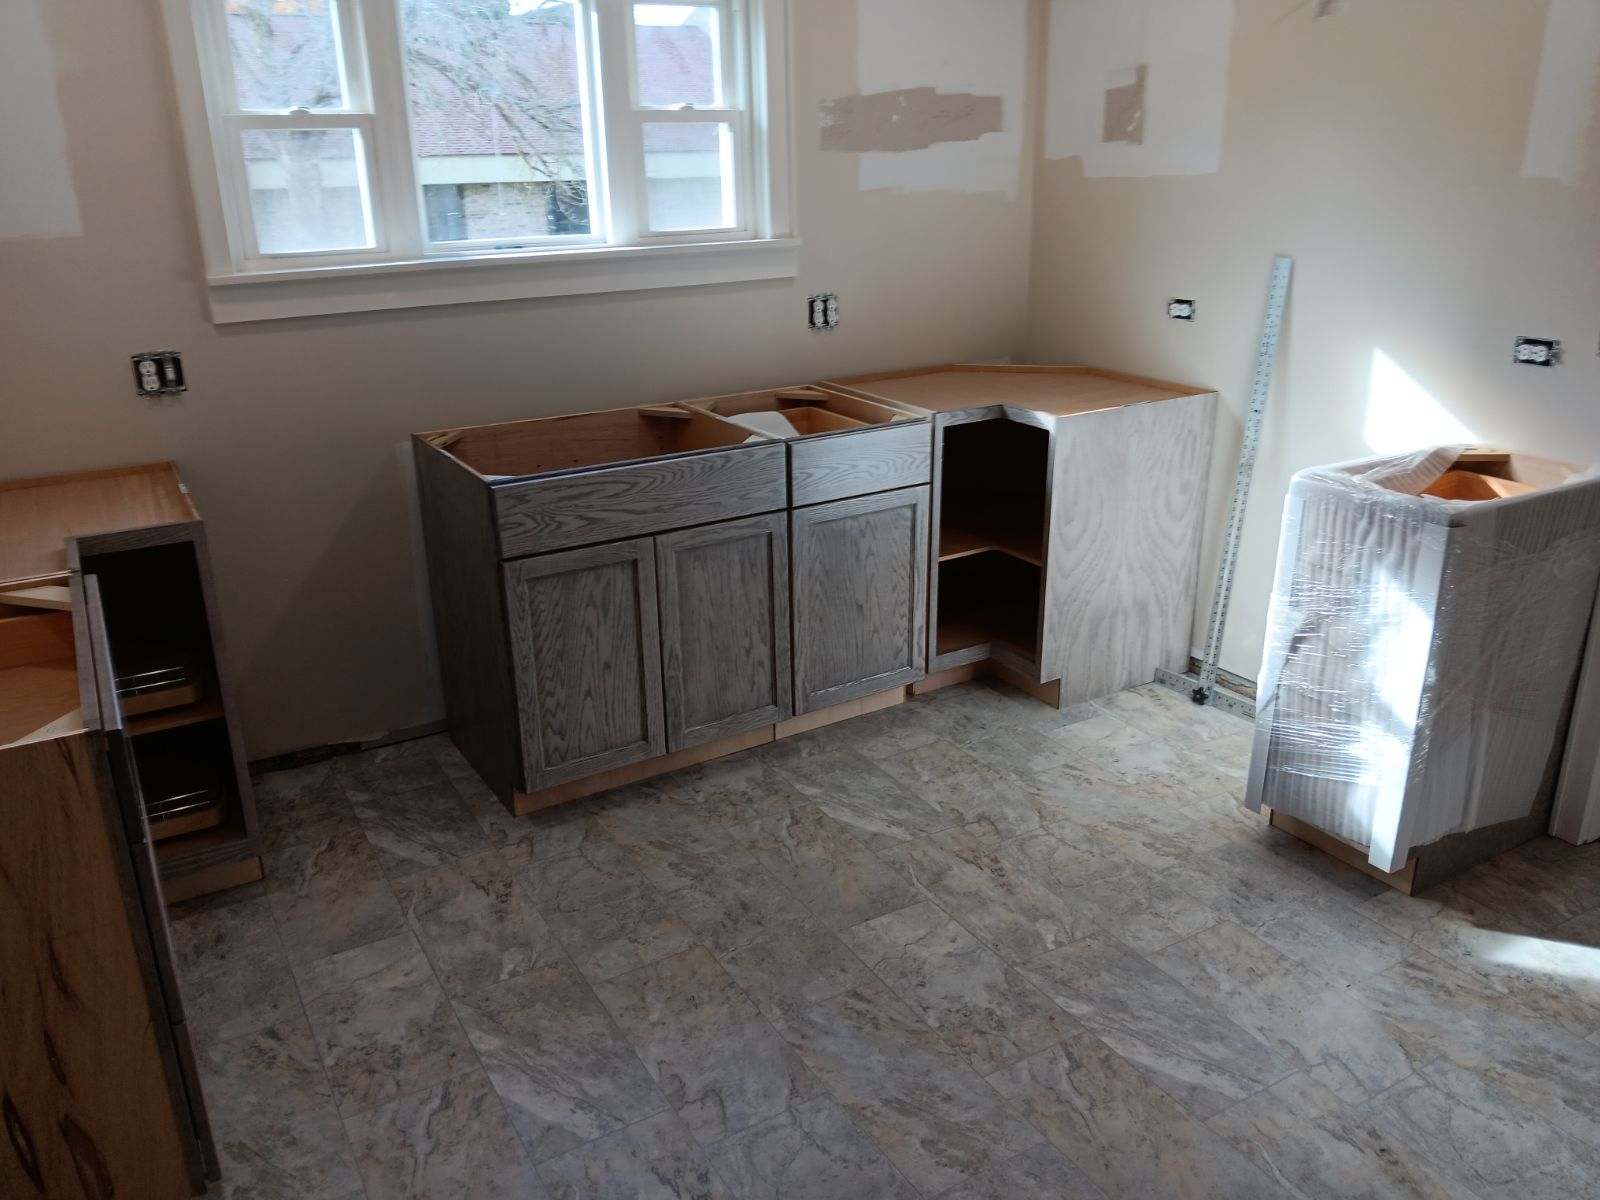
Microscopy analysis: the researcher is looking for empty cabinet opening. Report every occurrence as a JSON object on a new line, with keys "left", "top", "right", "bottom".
{"left": 436, "top": 406, "right": 757, "bottom": 479}
{"left": 689, "top": 387, "right": 911, "bottom": 440}
{"left": 936, "top": 551, "right": 1041, "bottom": 658}
{"left": 935, "top": 419, "right": 1047, "bottom": 661}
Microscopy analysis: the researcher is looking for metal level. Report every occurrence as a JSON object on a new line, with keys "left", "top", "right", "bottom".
{"left": 1189, "top": 254, "right": 1294, "bottom": 710}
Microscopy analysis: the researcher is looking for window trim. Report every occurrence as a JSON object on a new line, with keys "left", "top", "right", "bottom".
{"left": 161, "top": 0, "right": 796, "bottom": 322}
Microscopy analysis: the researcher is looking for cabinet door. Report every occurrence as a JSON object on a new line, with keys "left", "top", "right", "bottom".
{"left": 504, "top": 538, "right": 667, "bottom": 791}
{"left": 791, "top": 486, "right": 930, "bottom": 714}
{"left": 656, "top": 513, "right": 792, "bottom": 751}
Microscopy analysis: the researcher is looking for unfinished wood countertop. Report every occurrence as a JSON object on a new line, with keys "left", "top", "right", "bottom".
{"left": 0, "top": 462, "right": 197, "bottom": 588}
{"left": 824, "top": 364, "right": 1211, "bottom": 418}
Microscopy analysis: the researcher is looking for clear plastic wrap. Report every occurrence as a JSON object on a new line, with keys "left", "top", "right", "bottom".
{"left": 1244, "top": 447, "right": 1600, "bottom": 871}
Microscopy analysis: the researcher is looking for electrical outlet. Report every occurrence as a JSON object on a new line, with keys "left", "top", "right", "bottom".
{"left": 1168, "top": 298, "right": 1196, "bottom": 321}
{"left": 1513, "top": 337, "right": 1561, "bottom": 367}
{"left": 132, "top": 350, "right": 186, "bottom": 396}
{"left": 807, "top": 293, "right": 840, "bottom": 332}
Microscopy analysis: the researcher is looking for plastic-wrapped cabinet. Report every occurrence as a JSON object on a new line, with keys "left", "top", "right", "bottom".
{"left": 1245, "top": 447, "right": 1600, "bottom": 873}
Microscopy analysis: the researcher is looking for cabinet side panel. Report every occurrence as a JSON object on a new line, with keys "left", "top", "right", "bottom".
{"left": 414, "top": 440, "right": 521, "bottom": 799}
{"left": 1042, "top": 393, "right": 1216, "bottom": 703}
{"left": 0, "top": 735, "right": 194, "bottom": 1200}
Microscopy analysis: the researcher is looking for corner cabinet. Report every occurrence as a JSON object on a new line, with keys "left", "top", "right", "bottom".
{"left": 791, "top": 487, "right": 929, "bottom": 713}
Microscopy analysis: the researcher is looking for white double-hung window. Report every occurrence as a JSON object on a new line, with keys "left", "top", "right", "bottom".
{"left": 163, "top": 0, "right": 795, "bottom": 321}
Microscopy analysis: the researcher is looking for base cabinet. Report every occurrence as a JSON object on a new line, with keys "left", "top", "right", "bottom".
{"left": 504, "top": 538, "right": 668, "bottom": 791}
{"left": 657, "top": 513, "right": 792, "bottom": 751}
{"left": 791, "top": 486, "right": 930, "bottom": 714}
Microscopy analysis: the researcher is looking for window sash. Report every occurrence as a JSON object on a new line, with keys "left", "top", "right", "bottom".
{"left": 179, "top": 0, "right": 781, "bottom": 276}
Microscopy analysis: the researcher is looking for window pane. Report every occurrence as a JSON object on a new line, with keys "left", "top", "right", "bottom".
{"left": 225, "top": 0, "right": 347, "bottom": 112}
{"left": 403, "top": 0, "right": 593, "bottom": 243}
{"left": 634, "top": 5, "right": 721, "bottom": 108}
{"left": 644, "top": 122, "right": 734, "bottom": 231}
{"left": 242, "top": 128, "right": 374, "bottom": 254}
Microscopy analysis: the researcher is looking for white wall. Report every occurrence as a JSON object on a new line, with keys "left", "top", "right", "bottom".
{"left": 1027, "top": 0, "right": 1600, "bottom": 682}
{"left": 0, "top": 0, "right": 1038, "bottom": 757}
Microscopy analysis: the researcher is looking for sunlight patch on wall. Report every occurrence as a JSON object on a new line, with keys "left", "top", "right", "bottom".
{"left": 1363, "top": 350, "right": 1477, "bottom": 455}
{"left": 852, "top": 0, "right": 1027, "bottom": 196}
{"left": 1043, "top": 0, "right": 1234, "bottom": 177}
{"left": 0, "top": 0, "right": 81, "bottom": 239}
{"left": 1522, "top": 0, "right": 1600, "bottom": 187}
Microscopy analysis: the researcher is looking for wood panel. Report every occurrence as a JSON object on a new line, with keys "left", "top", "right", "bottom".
{"left": 73, "top": 523, "right": 261, "bottom": 888}
{"left": 791, "top": 486, "right": 929, "bottom": 714}
{"left": 414, "top": 439, "right": 523, "bottom": 802}
{"left": 1039, "top": 392, "right": 1217, "bottom": 704}
{"left": 434, "top": 405, "right": 754, "bottom": 479}
{"left": 656, "top": 514, "right": 792, "bottom": 751}
{"left": 0, "top": 462, "right": 198, "bottom": 588}
{"left": 495, "top": 443, "right": 787, "bottom": 557}
{"left": 0, "top": 734, "right": 197, "bottom": 1199}
{"left": 504, "top": 538, "right": 667, "bottom": 790}
{"left": 788, "top": 418, "right": 932, "bottom": 506}
{"left": 826, "top": 364, "right": 1209, "bottom": 418}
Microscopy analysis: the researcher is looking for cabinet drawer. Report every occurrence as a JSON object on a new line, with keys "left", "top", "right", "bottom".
{"left": 788, "top": 420, "right": 932, "bottom": 506}
{"left": 494, "top": 443, "right": 787, "bottom": 557}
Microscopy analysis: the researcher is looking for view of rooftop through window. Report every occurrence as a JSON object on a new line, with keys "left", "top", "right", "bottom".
{"left": 223, "top": 0, "right": 732, "bottom": 250}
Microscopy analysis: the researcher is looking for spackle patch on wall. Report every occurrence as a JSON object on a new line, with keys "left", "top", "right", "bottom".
{"left": 819, "top": 88, "right": 1004, "bottom": 154}
{"left": 1045, "top": 0, "right": 1234, "bottom": 178}
{"left": 1522, "top": 0, "right": 1600, "bottom": 187}
{"left": 854, "top": 0, "right": 1028, "bottom": 195}
{"left": 0, "top": 0, "right": 82, "bottom": 239}
{"left": 1101, "top": 66, "right": 1147, "bottom": 145}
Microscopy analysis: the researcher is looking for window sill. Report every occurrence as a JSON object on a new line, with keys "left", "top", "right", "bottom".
{"left": 204, "top": 236, "right": 802, "bottom": 324}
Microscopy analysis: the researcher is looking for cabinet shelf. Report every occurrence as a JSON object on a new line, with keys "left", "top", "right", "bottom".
{"left": 129, "top": 695, "right": 223, "bottom": 737}
{"left": 938, "top": 521, "right": 1043, "bottom": 567}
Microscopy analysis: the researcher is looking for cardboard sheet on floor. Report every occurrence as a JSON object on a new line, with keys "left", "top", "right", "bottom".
{"left": 1245, "top": 446, "right": 1600, "bottom": 871}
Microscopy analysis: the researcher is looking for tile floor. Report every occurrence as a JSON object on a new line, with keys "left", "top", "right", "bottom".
{"left": 173, "top": 679, "right": 1600, "bottom": 1200}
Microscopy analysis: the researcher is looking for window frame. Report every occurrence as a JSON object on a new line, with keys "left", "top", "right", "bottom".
{"left": 162, "top": 0, "right": 796, "bottom": 321}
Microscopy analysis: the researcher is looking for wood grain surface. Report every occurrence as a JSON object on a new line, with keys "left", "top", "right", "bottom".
{"left": 0, "top": 734, "right": 197, "bottom": 1200}
{"left": 504, "top": 538, "right": 667, "bottom": 790}
{"left": 495, "top": 443, "right": 787, "bottom": 557}
{"left": 791, "top": 486, "right": 929, "bottom": 714}
{"left": 656, "top": 513, "right": 792, "bottom": 751}
{"left": 1039, "top": 392, "right": 1216, "bottom": 704}
{"left": 414, "top": 439, "right": 523, "bottom": 801}
{"left": 788, "top": 419, "right": 932, "bottom": 506}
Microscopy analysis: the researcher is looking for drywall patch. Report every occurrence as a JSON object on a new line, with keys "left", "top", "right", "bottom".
{"left": 1101, "top": 66, "right": 1147, "bottom": 145}
{"left": 1522, "top": 0, "right": 1600, "bottom": 187}
{"left": 0, "top": 0, "right": 81, "bottom": 239}
{"left": 855, "top": 0, "right": 1028, "bottom": 195}
{"left": 1045, "top": 0, "right": 1235, "bottom": 177}
{"left": 820, "top": 88, "right": 1004, "bottom": 153}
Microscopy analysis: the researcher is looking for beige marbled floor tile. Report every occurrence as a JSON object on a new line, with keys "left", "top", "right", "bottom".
{"left": 986, "top": 1035, "right": 1289, "bottom": 1200}
{"left": 666, "top": 861, "right": 813, "bottom": 957}
{"left": 345, "top": 1069, "right": 544, "bottom": 1200}
{"left": 782, "top": 748, "right": 953, "bottom": 851}
{"left": 1023, "top": 934, "right": 1293, "bottom": 1119}
{"left": 717, "top": 914, "right": 878, "bottom": 1023}
{"left": 843, "top": 901, "right": 1079, "bottom": 1074}
{"left": 707, "top": 1095, "right": 919, "bottom": 1200}
{"left": 594, "top": 947, "right": 815, "bottom": 1144}
{"left": 169, "top": 893, "right": 302, "bottom": 1044}
{"left": 736, "top": 803, "right": 921, "bottom": 930}
{"left": 933, "top": 1141, "right": 1108, "bottom": 1200}
{"left": 536, "top": 1109, "right": 735, "bottom": 1200}
{"left": 873, "top": 737, "right": 1049, "bottom": 839}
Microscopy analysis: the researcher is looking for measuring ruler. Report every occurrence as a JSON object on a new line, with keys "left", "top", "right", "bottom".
{"left": 1192, "top": 254, "right": 1294, "bottom": 707}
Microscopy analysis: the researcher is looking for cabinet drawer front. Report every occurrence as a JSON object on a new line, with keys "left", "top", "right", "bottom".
{"left": 495, "top": 444, "right": 786, "bottom": 557}
{"left": 788, "top": 421, "right": 931, "bottom": 506}
{"left": 791, "top": 486, "right": 930, "bottom": 713}
{"left": 657, "top": 513, "right": 792, "bottom": 751}
{"left": 504, "top": 539, "right": 667, "bottom": 790}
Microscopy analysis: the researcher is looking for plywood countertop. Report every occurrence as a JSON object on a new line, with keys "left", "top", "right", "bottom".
{"left": 825, "top": 364, "right": 1211, "bottom": 418}
{"left": 0, "top": 462, "right": 197, "bottom": 588}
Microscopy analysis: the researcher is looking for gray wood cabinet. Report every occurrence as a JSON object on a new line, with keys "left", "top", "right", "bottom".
{"left": 656, "top": 513, "right": 792, "bottom": 751}
{"left": 504, "top": 537, "right": 667, "bottom": 790}
{"left": 791, "top": 486, "right": 930, "bottom": 714}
